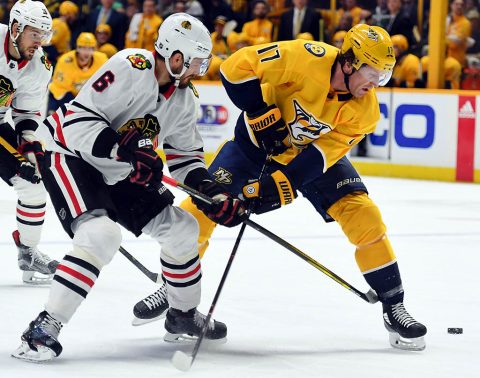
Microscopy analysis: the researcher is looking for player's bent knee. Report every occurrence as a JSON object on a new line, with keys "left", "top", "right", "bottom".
{"left": 73, "top": 215, "right": 121, "bottom": 267}
{"left": 328, "top": 192, "right": 386, "bottom": 246}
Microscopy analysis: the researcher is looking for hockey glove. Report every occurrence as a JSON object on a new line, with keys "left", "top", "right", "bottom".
{"left": 193, "top": 180, "right": 246, "bottom": 227}
{"left": 17, "top": 161, "right": 41, "bottom": 184}
{"left": 18, "top": 141, "right": 45, "bottom": 168}
{"left": 242, "top": 170, "right": 296, "bottom": 214}
{"left": 246, "top": 104, "right": 290, "bottom": 156}
{"left": 116, "top": 128, "right": 164, "bottom": 188}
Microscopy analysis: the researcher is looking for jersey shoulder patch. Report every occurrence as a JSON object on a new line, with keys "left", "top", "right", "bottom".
{"left": 188, "top": 81, "right": 199, "bottom": 98}
{"left": 41, "top": 52, "right": 52, "bottom": 71}
{"left": 0, "top": 75, "right": 16, "bottom": 107}
{"left": 303, "top": 43, "right": 326, "bottom": 57}
{"left": 126, "top": 53, "right": 152, "bottom": 70}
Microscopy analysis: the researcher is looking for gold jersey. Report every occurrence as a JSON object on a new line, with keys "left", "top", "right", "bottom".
{"left": 49, "top": 50, "right": 108, "bottom": 100}
{"left": 392, "top": 53, "right": 421, "bottom": 87}
{"left": 220, "top": 40, "right": 380, "bottom": 170}
{"left": 50, "top": 18, "right": 71, "bottom": 55}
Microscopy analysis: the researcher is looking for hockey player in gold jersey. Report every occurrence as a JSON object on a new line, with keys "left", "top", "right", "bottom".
{"left": 133, "top": 24, "right": 427, "bottom": 351}
{"left": 48, "top": 32, "right": 108, "bottom": 112}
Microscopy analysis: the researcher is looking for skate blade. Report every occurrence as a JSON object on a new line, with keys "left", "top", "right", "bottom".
{"left": 22, "top": 271, "right": 53, "bottom": 285}
{"left": 11, "top": 342, "right": 56, "bottom": 362}
{"left": 171, "top": 350, "right": 193, "bottom": 371}
{"left": 389, "top": 332, "right": 426, "bottom": 351}
{"left": 164, "top": 332, "right": 227, "bottom": 345}
{"left": 131, "top": 313, "right": 166, "bottom": 327}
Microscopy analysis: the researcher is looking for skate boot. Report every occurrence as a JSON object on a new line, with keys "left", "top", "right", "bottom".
{"left": 383, "top": 302, "right": 427, "bottom": 351}
{"left": 13, "top": 230, "right": 59, "bottom": 285}
{"left": 132, "top": 283, "right": 169, "bottom": 326}
{"left": 11, "top": 311, "right": 63, "bottom": 362}
{"left": 164, "top": 308, "right": 227, "bottom": 344}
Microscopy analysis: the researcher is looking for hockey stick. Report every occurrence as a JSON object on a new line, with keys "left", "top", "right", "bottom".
{"left": 161, "top": 175, "right": 378, "bottom": 305}
{"left": 171, "top": 158, "right": 270, "bottom": 371}
{"left": 118, "top": 246, "right": 162, "bottom": 283}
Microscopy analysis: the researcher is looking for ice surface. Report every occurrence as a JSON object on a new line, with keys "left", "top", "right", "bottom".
{"left": 1, "top": 176, "right": 479, "bottom": 377}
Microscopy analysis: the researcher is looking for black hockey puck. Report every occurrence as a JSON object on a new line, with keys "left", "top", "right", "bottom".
{"left": 447, "top": 328, "right": 463, "bottom": 334}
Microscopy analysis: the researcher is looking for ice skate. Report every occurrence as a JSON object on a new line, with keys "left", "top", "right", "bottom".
{"left": 383, "top": 302, "right": 427, "bottom": 351}
{"left": 164, "top": 308, "right": 227, "bottom": 344}
{"left": 11, "top": 311, "right": 63, "bottom": 362}
{"left": 13, "top": 230, "right": 59, "bottom": 285}
{"left": 132, "top": 283, "right": 169, "bottom": 326}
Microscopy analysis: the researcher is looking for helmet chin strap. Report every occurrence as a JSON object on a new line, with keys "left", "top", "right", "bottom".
{"left": 341, "top": 62, "right": 353, "bottom": 92}
{"left": 9, "top": 25, "right": 22, "bottom": 58}
{"left": 165, "top": 58, "right": 188, "bottom": 87}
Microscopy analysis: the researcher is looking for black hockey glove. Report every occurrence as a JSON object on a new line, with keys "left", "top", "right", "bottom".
{"left": 17, "top": 161, "right": 41, "bottom": 184}
{"left": 193, "top": 180, "right": 246, "bottom": 227}
{"left": 242, "top": 170, "right": 297, "bottom": 214}
{"left": 116, "top": 128, "right": 163, "bottom": 188}
{"left": 246, "top": 104, "right": 290, "bottom": 156}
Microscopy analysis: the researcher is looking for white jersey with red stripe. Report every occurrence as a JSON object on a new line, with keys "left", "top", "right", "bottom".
{"left": 0, "top": 24, "right": 52, "bottom": 129}
{"left": 37, "top": 48, "right": 206, "bottom": 185}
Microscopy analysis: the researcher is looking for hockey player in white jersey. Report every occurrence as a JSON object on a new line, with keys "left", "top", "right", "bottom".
{"left": 12, "top": 13, "right": 246, "bottom": 362}
{"left": 1, "top": 0, "right": 59, "bottom": 284}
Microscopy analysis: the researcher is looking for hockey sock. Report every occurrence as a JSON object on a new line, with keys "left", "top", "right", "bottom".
{"left": 16, "top": 200, "right": 46, "bottom": 247}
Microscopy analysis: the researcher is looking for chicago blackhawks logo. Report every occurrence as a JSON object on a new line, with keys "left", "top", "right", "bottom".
{"left": 304, "top": 43, "right": 326, "bottom": 57}
{"left": 181, "top": 20, "right": 192, "bottom": 30}
{"left": 126, "top": 54, "right": 152, "bottom": 70}
{"left": 287, "top": 100, "right": 331, "bottom": 148}
{"left": 41, "top": 54, "right": 52, "bottom": 71}
{"left": 118, "top": 114, "right": 161, "bottom": 143}
{"left": 0, "top": 75, "right": 16, "bottom": 107}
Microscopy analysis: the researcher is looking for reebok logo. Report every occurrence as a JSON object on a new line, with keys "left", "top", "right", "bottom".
{"left": 459, "top": 100, "right": 475, "bottom": 119}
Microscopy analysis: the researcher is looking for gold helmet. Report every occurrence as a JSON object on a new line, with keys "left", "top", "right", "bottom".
{"left": 76, "top": 32, "right": 97, "bottom": 48}
{"left": 296, "top": 32, "right": 314, "bottom": 41}
{"left": 391, "top": 34, "right": 409, "bottom": 52}
{"left": 341, "top": 24, "right": 395, "bottom": 86}
{"left": 59, "top": 1, "right": 79, "bottom": 16}
{"left": 96, "top": 23, "right": 112, "bottom": 36}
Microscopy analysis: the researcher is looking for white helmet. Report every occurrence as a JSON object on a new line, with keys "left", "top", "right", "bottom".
{"left": 154, "top": 13, "right": 212, "bottom": 81}
{"left": 9, "top": 0, "right": 53, "bottom": 45}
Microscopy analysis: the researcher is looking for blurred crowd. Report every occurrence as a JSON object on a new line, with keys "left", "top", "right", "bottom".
{"left": 1, "top": 0, "right": 479, "bottom": 94}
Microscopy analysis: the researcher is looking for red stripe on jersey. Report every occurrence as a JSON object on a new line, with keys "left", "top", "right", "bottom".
{"left": 54, "top": 153, "right": 83, "bottom": 216}
{"left": 52, "top": 111, "right": 67, "bottom": 146}
{"left": 163, "top": 84, "right": 176, "bottom": 100}
{"left": 163, "top": 263, "right": 201, "bottom": 279}
{"left": 66, "top": 110, "right": 75, "bottom": 116}
{"left": 165, "top": 154, "right": 204, "bottom": 160}
{"left": 57, "top": 264, "right": 95, "bottom": 287}
{"left": 16, "top": 209, "right": 46, "bottom": 218}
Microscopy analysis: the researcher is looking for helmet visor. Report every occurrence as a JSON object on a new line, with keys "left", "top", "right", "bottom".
{"left": 23, "top": 28, "right": 53, "bottom": 45}
{"left": 358, "top": 64, "right": 392, "bottom": 87}
{"left": 186, "top": 55, "right": 212, "bottom": 77}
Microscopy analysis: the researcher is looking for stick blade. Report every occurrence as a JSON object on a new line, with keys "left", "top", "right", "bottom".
{"left": 171, "top": 350, "right": 193, "bottom": 372}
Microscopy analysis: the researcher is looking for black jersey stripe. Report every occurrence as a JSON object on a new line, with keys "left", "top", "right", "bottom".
{"left": 163, "top": 143, "right": 204, "bottom": 153}
{"left": 63, "top": 117, "right": 106, "bottom": 128}
{"left": 168, "top": 158, "right": 204, "bottom": 172}
{"left": 71, "top": 101, "right": 110, "bottom": 125}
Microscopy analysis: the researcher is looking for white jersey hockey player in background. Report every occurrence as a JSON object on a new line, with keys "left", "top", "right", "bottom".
{"left": 12, "top": 13, "right": 246, "bottom": 362}
{"left": 0, "top": 0, "right": 58, "bottom": 284}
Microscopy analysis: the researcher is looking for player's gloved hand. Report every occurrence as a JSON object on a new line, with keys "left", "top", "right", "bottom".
{"left": 17, "top": 161, "right": 41, "bottom": 184}
{"left": 242, "top": 170, "right": 297, "bottom": 214}
{"left": 116, "top": 128, "right": 163, "bottom": 188}
{"left": 246, "top": 104, "right": 290, "bottom": 156}
{"left": 193, "top": 180, "right": 246, "bottom": 227}
{"left": 18, "top": 140, "right": 45, "bottom": 168}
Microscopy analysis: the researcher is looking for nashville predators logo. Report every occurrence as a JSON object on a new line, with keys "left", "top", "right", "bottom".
{"left": 126, "top": 54, "right": 152, "bottom": 70}
{"left": 181, "top": 20, "right": 192, "bottom": 30}
{"left": 41, "top": 54, "right": 52, "bottom": 71}
{"left": 304, "top": 43, "right": 326, "bottom": 57}
{"left": 367, "top": 28, "right": 379, "bottom": 42}
{"left": 119, "top": 114, "right": 161, "bottom": 142}
{"left": 213, "top": 167, "right": 233, "bottom": 185}
{"left": 288, "top": 100, "right": 331, "bottom": 148}
{"left": 0, "top": 75, "right": 16, "bottom": 107}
